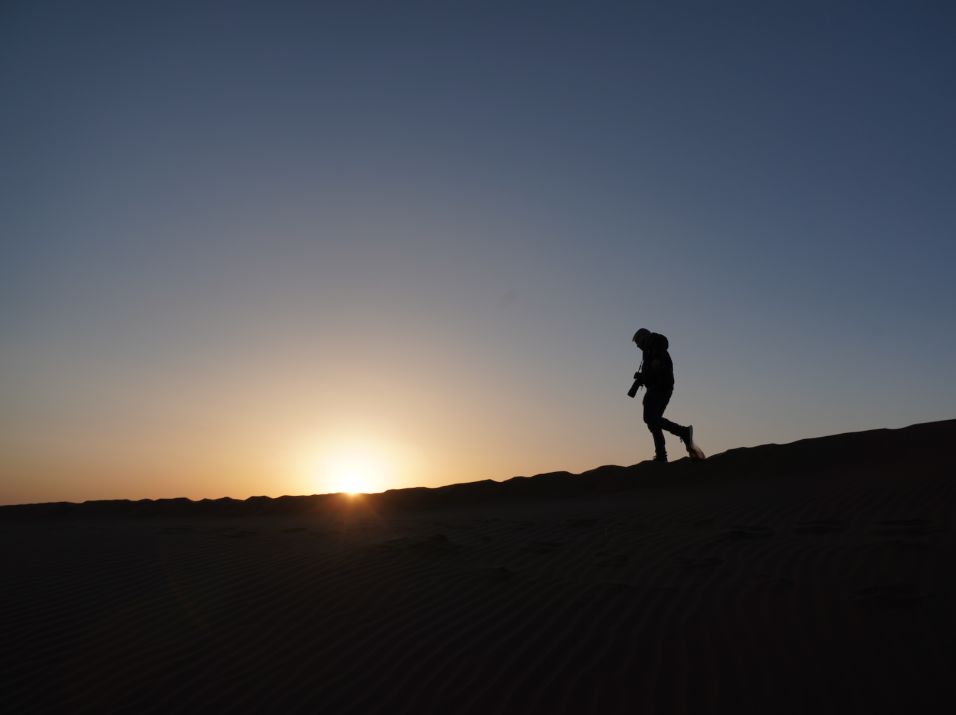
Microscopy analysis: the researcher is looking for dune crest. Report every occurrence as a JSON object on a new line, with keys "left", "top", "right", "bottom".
{"left": 2, "top": 419, "right": 953, "bottom": 517}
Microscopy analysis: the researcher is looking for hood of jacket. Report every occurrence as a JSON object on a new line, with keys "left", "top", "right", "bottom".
{"left": 647, "top": 332, "right": 669, "bottom": 352}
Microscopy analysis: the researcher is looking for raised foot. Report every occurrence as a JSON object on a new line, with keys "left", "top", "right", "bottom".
{"left": 684, "top": 425, "right": 706, "bottom": 460}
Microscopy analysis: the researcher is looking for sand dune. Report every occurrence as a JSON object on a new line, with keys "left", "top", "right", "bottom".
{"left": 2, "top": 419, "right": 955, "bottom": 712}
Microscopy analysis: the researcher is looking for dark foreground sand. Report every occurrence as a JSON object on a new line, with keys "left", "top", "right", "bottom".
{"left": 3, "top": 420, "right": 955, "bottom": 713}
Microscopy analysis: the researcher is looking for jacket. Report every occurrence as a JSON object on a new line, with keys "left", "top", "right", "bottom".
{"left": 638, "top": 332, "right": 675, "bottom": 390}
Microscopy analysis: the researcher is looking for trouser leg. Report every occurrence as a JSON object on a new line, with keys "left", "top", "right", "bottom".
{"left": 660, "top": 417, "right": 687, "bottom": 439}
{"left": 643, "top": 389, "right": 673, "bottom": 459}
{"left": 647, "top": 422, "right": 666, "bottom": 458}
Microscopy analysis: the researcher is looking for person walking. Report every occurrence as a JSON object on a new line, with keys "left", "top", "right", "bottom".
{"left": 629, "top": 328, "right": 704, "bottom": 462}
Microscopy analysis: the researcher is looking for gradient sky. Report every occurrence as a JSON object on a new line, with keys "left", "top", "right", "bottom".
{"left": 2, "top": 0, "right": 955, "bottom": 505}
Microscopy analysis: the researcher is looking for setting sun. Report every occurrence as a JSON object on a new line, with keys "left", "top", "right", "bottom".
{"left": 322, "top": 449, "right": 386, "bottom": 495}
{"left": 290, "top": 431, "right": 419, "bottom": 498}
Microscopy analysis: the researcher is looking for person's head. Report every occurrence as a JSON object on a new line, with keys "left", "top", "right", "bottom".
{"left": 633, "top": 328, "right": 651, "bottom": 350}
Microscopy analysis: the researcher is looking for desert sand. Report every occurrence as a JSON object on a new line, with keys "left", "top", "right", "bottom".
{"left": 2, "top": 419, "right": 955, "bottom": 713}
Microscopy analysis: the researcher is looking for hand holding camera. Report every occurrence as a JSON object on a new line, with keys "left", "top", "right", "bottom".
{"left": 627, "top": 373, "right": 643, "bottom": 398}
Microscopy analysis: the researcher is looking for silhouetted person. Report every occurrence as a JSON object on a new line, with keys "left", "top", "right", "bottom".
{"left": 629, "top": 328, "right": 703, "bottom": 462}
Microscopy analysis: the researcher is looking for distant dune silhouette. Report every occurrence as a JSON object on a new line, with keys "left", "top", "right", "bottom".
{"left": 4, "top": 419, "right": 953, "bottom": 517}
{"left": 3, "top": 419, "right": 955, "bottom": 713}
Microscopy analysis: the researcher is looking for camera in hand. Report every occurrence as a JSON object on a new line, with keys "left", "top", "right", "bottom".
{"left": 627, "top": 374, "right": 643, "bottom": 398}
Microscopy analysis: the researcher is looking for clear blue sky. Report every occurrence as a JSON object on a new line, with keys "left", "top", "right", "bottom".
{"left": 2, "top": 0, "right": 954, "bottom": 504}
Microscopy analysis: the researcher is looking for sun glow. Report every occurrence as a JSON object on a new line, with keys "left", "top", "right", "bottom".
{"left": 321, "top": 449, "right": 387, "bottom": 495}
{"left": 291, "top": 429, "right": 419, "bottom": 497}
